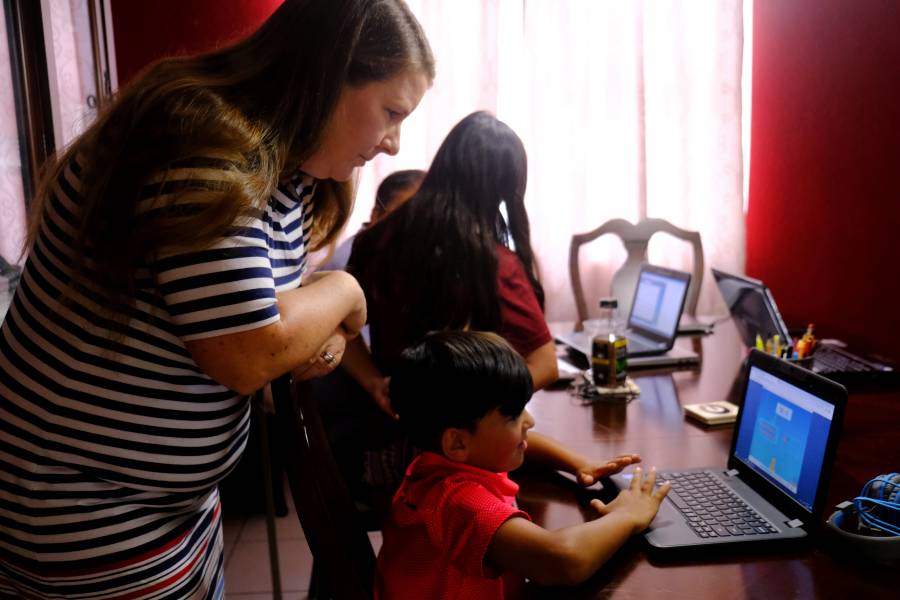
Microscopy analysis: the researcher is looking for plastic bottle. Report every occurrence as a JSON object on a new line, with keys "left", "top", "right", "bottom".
{"left": 591, "top": 298, "right": 628, "bottom": 387}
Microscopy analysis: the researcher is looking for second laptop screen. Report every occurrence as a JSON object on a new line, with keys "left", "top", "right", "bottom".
{"left": 629, "top": 271, "right": 687, "bottom": 337}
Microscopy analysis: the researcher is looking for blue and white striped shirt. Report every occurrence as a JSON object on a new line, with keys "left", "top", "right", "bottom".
{"left": 0, "top": 156, "right": 315, "bottom": 598}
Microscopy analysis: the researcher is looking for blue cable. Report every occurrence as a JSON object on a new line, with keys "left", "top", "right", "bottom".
{"left": 853, "top": 473, "right": 900, "bottom": 536}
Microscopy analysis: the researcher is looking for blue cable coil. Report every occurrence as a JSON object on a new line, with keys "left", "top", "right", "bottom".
{"left": 854, "top": 472, "right": 900, "bottom": 536}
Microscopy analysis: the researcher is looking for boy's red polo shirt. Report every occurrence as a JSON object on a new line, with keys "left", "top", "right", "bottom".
{"left": 375, "top": 452, "right": 530, "bottom": 600}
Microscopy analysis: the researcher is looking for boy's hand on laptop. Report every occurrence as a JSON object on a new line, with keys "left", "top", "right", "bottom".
{"left": 589, "top": 466, "right": 671, "bottom": 533}
{"left": 574, "top": 454, "right": 641, "bottom": 486}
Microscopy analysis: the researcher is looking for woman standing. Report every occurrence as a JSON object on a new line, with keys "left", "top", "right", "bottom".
{"left": 0, "top": 0, "right": 433, "bottom": 597}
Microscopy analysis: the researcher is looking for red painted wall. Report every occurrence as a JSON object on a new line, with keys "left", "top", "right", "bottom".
{"left": 110, "top": 0, "right": 283, "bottom": 86}
{"left": 747, "top": 0, "right": 900, "bottom": 361}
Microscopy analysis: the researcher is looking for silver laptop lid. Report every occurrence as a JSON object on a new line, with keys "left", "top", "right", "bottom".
{"left": 712, "top": 268, "right": 791, "bottom": 347}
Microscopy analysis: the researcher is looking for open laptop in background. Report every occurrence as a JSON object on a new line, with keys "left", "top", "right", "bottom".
{"left": 556, "top": 264, "right": 700, "bottom": 369}
{"left": 624, "top": 264, "right": 691, "bottom": 355}
{"left": 712, "top": 268, "right": 896, "bottom": 387}
{"left": 609, "top": 349, "right": 847, "bottom": 553}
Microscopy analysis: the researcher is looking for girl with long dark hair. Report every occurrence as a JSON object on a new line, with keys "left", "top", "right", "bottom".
{"left": 343, "top": 111, "right": 558, "bottom": 487}
{"left": 349, "top": 111, "right": 557, "bottom": 392}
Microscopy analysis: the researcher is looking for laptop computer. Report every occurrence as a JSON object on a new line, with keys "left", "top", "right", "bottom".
{"left": 623, "top": 264, "right": 692, "bottom": 356}
{"left": 610, "top": 349, "right": 847, "bottom": 553}
{"left": 556, "top": 264, "right": 700, "bottom": 369}
{"left": 711, "top": 268, "right": 896, "bottom": 386}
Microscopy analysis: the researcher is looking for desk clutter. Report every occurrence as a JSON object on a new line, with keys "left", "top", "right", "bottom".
{"left": 756, "top": 323, "right": 817, "bottom": 362}
{"left": 755, "top": 325, "right": 898, "bottom": 387}
{"left": 569, "top": 371, "right": 640, "bottom": 403}
{"left": 713, "top": 268, "right": 897, "bottom": 388}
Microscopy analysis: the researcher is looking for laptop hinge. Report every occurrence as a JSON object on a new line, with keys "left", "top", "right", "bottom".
{"left": 725, "top": 469, "right": 739, "bottom": 477}
{"left": 785, "top": 518, "right": 804, "bottom": 529}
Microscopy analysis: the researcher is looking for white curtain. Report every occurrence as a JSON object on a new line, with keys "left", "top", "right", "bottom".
{"left": 343, "top": 0, "right": 747, "bottom": 320}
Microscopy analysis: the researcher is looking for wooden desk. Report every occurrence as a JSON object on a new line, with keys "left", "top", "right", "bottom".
{"left": 516, "top": 320, "right": 898, "bottom": 598}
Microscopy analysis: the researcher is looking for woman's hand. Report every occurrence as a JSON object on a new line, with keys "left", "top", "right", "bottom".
{"left": 573, "top": 454, "right": 642, "bottom": 486}
{"left": 184, "top": 269, "right": 366, "bottom": 394}
{"left": 589, "top": 466, "right": 670, "bottom": 533}
{"left": 292, "top": 332, "right": 347, "bottom": 381}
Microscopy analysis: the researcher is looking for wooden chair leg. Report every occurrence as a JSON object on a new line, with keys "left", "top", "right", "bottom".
{"left": 254, "top": 395, "right": 283, "bottom": 600}
{"left": 308, "top": 559, "right": 320, "bottom": 599}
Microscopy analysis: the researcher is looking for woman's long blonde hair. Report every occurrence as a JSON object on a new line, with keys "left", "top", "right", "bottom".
{"left": 28, "top": 0, "right": 433, "bottom": 315}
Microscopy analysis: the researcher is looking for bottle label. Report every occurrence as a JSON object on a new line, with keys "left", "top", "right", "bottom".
{"left": 591, "top": 335, "right": 628, "bottom": 387}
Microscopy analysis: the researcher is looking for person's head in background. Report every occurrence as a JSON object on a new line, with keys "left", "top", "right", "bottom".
{"left": 371, "top": 169, "right": 425, "bottom": 223}
{"left": 353, "top": 111, "right": 542, "bottom": 336}
{"left": 390, "top": 331, "right": 535, "bottom": 472}
{"left": 30, "top": 0, "right": 434, "bottom": 314}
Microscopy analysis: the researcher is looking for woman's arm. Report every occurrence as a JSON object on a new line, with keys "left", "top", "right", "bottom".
{"left": 524, "top": 340, "right": 559, "bottom": 390}
{"left": 185, "top": 270, "right": 366, "bottom": 394}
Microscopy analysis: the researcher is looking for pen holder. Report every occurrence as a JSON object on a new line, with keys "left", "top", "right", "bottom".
{"left": 782, "top": 355, "right": 814, "bottom": 369}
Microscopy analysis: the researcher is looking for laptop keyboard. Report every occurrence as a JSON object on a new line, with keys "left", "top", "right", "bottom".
{"left": 660, "top": 470, "right": 779, "bottom": 538}
{"left": 812, "top": 345, "right": 874, "bottom": 374}
{"left": 627, "top": 335, "right": 661, "bottom": 354}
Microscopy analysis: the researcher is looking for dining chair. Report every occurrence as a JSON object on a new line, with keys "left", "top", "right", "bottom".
{"left": 271, "top": 373, "right": 377, "bottom": 600}
{"left": 569, "top": 217, "right": 704, "bottom": 331}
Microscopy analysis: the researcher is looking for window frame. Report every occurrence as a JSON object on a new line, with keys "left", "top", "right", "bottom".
{"left": 4, "top": 0, "right": 55, "bottom": 207}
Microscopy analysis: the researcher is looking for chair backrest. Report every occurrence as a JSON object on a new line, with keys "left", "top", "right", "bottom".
{"left": 569, "top": 218, "right": 704, "bottom": 331}
{"left": 271, "top": 374, "right": 376, "bottom": 600}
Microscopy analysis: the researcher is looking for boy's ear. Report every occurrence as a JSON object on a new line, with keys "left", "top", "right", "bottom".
{"left": 441, "top": 427, "right": 470, "bottom": 462}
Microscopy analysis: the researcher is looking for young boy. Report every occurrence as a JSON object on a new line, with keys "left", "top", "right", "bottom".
{"left": 375, "top": 331, "right": 670, "bottom": 599}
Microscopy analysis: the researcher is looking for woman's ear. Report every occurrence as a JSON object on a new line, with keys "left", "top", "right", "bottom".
{"left": 441, "top": 427, "right": 470, "bottom": 462}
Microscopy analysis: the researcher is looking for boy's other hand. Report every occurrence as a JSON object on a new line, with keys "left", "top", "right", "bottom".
{"left": 588, "top": 466, "right": 670, "bottom": 534}
{"left": 575, "top": 454, "right": 641, "bottom": 486}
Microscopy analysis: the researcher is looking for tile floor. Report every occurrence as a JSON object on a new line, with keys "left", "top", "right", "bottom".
{"left": 222, "top": 485, "right": 382, "bottom": 599}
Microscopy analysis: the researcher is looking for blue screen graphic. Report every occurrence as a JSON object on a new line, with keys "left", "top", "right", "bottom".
{"left": 734, "top": 368, "right": 833, "bottom": 511}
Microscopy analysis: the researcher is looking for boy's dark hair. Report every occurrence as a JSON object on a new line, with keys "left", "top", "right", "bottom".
{"left": 390, "top": 331, "right": 533, "bottom": 452}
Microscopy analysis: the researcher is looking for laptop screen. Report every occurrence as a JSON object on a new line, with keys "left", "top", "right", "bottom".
{"left": 733, "top": 365, "right": 836, "bottom": 512}
{"left": 712, "top": 270, "right": 790, "bottom": 347}
{"left": 628, "top": 269, "right": 688, "bottom": 338}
